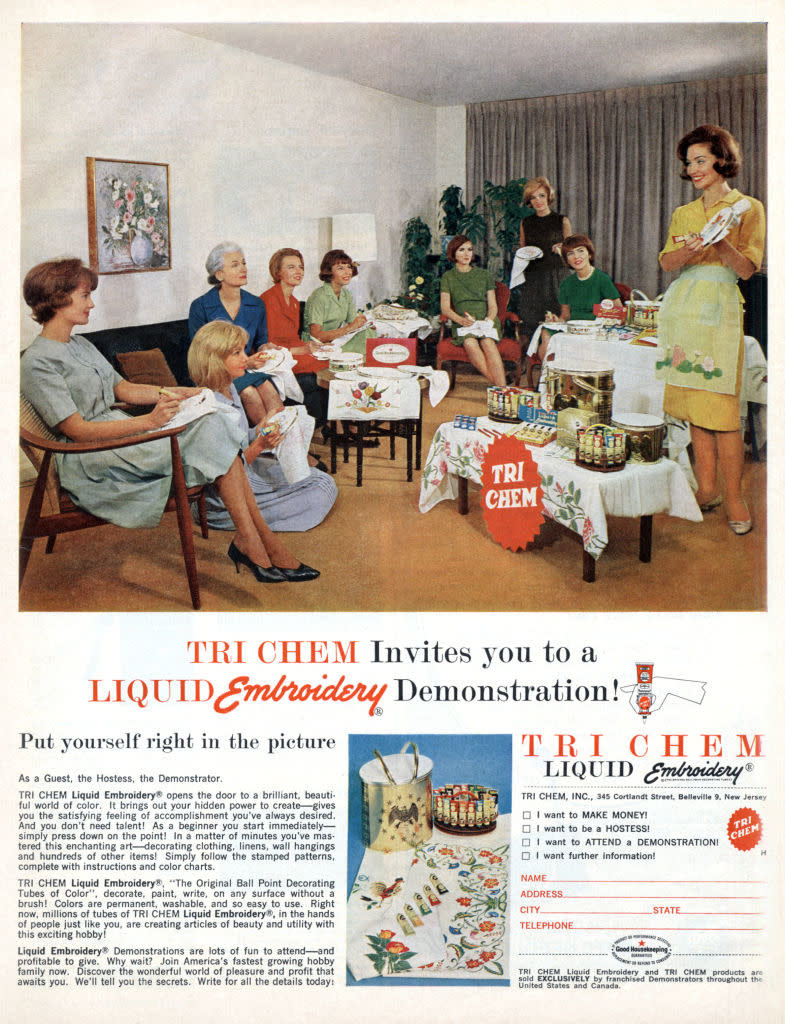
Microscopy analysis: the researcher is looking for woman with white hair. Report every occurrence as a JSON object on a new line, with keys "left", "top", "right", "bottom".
{"left": 188, "top": 242, "right": 283, "bottom": 425}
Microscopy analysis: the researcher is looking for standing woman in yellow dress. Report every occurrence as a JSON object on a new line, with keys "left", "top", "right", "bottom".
{"left": 657, "top": 124, "right": 765, "bottom": 535}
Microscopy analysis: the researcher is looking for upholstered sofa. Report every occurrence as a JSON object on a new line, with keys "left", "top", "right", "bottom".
{"left": 83, "top": 318, "right": 193, "bottom": 386}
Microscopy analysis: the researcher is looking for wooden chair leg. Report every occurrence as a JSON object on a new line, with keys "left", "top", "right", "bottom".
{"left": 19, "top": 451, "right": 52, "bottom": 589}
{"left": 168, "top": 436, "right": 200, "bottom": 610}
{"left": 197, "top": 491, "right": 209, "bottom": 538}
{"left": 45, "top": 536, "right": 57, "bottom": 553}
{"left": 356, "top": 423, "right": 364, "bottom": 487}
{"left": 639, "top": 515, "right": 653, "bottom": 563}
{"left": 415, "top": 399, "right": 423, "bottom": 471}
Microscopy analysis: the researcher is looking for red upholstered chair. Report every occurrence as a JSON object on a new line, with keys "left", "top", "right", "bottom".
{"left": 436, "top": 281, "right": 524, "bottom": 390}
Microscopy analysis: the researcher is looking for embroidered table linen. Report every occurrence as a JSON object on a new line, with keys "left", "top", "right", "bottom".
{"left": 328, "top": 378, "right": 421, "bottom": 421}
{"left": 456, "top": 319, "right": 499, "bottom": 341}
{"left": 414, "top": 366, "right": 450, "bottom": 407}
{"left": 418, "top": 418, "right": 701, "bottom": 561}
{"left": 370, "top": 306, "right": 432, "bottom": 339}
{"left": 509, "top": 246, "right": 543, "bottom": 289}
{"left": 246, "top": 347, "right": 304, "bottom": 403}
{"left": 347, "top": 816, "right": 510, "bottom": 981}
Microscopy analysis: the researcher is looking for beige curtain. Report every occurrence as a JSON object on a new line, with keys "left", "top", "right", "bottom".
{"left": 467, "top": 74, "right": 766, "bottom": 298}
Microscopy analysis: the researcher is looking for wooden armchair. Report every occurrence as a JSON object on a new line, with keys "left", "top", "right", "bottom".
{"left": 436, "top": 280, "right": 524, "bottom": 390}
{"left": 19, "top": 396, "right": 209, "bottom": 609}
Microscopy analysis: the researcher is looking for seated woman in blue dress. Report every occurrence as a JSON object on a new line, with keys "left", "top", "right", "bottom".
{"left": 188, "top": 320, "right": 336, "bottom": 545}
{"left": 188, "top": 242, "right": 283, "bottom": 425}
{"left": 21, "top": 257, "right": 313, "bottom": 584}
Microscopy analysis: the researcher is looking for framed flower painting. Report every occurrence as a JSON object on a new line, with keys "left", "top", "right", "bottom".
{"left": 86, "top": 157, "right": 171, "bottom": 274}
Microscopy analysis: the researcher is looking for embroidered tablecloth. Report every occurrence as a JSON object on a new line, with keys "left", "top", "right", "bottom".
{"left": 347, "top": 816, "right": 510, "bottom": 981}
{"left": 328, "top": 377, "right": 422, "bottom": 421}
{"left": 418, "top": 419, "right": 701, "bottom": 561}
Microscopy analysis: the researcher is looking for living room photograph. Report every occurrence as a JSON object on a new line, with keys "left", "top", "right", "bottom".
{"left": 18, "top": 21, "right": 768, "bottom": 613}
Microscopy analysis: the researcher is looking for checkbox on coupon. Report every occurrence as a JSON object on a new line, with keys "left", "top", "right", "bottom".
{"left": 523, "top": 811, "right": 531, "bottom": 819}
{"left": 522, "top": 825, "right": 530, "bottom": 833}
{"left": 522, "top": 852, "right": 530, "bottom": 860}
{"left": 522, "top": 838, "right": 530, "bottom": 847}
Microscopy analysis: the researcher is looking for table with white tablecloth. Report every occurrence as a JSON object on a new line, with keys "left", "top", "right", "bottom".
{"left": 419, "top": 417, "right": 702, "bottom": 581}
{"left": 533, "top": 330, "right": 767, "bottom": 471}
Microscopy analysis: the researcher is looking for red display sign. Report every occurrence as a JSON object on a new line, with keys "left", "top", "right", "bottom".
{"left": 480, "top": 435, "right": 545, "bottom": 551}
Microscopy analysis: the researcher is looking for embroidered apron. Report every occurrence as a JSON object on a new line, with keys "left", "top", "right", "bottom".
{"left": 655, "top": 265, "right": 742, "bottom": 396}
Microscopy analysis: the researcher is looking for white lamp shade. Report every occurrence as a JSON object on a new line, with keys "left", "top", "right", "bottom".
{"left": 332, "top": 213, "right": 377, "bottom": 262}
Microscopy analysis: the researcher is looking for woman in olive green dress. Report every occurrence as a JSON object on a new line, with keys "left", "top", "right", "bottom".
{"left": 440, "top": 235, "right": 505, "bottom": 386}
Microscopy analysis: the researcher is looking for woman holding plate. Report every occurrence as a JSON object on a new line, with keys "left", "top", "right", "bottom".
{"left": 189, "top": 242, "right": 283, "bottom": 425}
{"left": 657, "top": 124, "right": 765, "bottom": 535}
{"left": 189, "top": 321, "right": 335, "bottom": 570}
{"left": 511, "top": 176, "right": 572, "bottom": 337}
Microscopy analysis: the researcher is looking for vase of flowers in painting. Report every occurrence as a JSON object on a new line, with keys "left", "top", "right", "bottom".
{"left": 129, "top": 229, "right": 154, "bottom": 267}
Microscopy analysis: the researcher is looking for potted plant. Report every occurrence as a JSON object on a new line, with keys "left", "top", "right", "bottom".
{"left": 483, "top": 176, "right": 531, "bottom": 279}
{"left": 438, "top": 185, "right": 466, "bottom": 240}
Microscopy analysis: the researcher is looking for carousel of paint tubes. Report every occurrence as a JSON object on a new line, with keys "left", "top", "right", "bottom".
{"left": 575, "top": 424, "right": 628, "bottom": 471}
{"left": 433, "top": 784, "right": 498, "bottom": 834}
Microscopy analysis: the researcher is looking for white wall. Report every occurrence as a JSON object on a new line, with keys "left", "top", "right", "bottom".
{"left": 21, "top": 24, "right": 440, "bottom": 345}
{"left": 435, "top": 105, "right": 467, "bottom": 208}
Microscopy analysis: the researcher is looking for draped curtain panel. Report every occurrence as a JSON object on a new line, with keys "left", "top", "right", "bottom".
{"left": 467, "top": 75, "right": 766, "bottom": 299}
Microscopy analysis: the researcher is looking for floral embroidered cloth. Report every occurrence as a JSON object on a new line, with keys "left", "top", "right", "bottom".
{"left": 347, "top": 816, "right": 510, "bottom": 981}
{"left": 328, "top": 378, "right": 421, "bottom": 421}
{"left": 456, "top": 318, "right": 499, "bottom": 341}
{"left": 418, "top": 419, "right": 701, "bottom": 561}
{"left": 246, "top": 346, "right": 304, "bottom": 403}
{"left": 369, "top": 306, "right": 433, "bottom": 339}
{"left": 655, "top": 265, "right": 742, "bottom": 396}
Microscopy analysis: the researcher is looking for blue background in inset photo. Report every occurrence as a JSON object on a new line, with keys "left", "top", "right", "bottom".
{"left": 346, "top": 732, "right": 512, "bottom": 987}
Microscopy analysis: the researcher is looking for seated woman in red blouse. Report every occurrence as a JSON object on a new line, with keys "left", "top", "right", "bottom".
{"left": 261, "top": 248, "right": 327, "bottom": 427}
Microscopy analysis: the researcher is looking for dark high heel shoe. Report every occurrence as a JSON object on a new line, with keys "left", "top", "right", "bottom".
{"left": 227, "top": 541, "right": 286, "bottom": 582}
{"left": 274, "top": 563, "right": 320, "bottom": 582}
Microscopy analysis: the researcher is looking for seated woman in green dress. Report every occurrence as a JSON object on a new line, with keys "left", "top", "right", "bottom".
{"left": 302, "top": 249, "right": 372, "bottom": 356}
{"left": 21, "top": 258, "right": 311, "bottom": 585}
{"left": 440, "top": 235, "right": 505, "bottom": 386}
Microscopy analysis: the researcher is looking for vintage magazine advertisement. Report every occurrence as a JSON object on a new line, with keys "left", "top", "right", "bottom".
{"left": 5, "top": 3, "right": 783, "bottom": 1022}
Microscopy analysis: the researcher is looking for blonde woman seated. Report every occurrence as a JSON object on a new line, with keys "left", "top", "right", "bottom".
{"left": 189, "top": 242, "right": 283, "bottom": 426}
{"left": 188, "top": 321, "right": 336, "bottom": 551}
{"left": 21, "top": 257, "right": 309, "bottom": 586}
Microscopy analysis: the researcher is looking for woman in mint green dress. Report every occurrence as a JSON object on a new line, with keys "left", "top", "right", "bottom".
{"left": 303, "top": 249, "right": 372, "bottom": 355}
{"left": 21, "top": 258, "right": 308, "bottom": 583}
{"left": 440, "top": 235, "right": 505, "bottom": 385}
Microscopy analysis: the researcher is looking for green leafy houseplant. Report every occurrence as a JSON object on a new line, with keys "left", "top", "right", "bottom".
{"left": 438, "top": 185, "right": 466, "bottom": 237}
{"left": 390, "top": 216, "right": 444, "bottom": 317}
{"left": 482, "top": 176, "right": 531, "bottom": 279}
